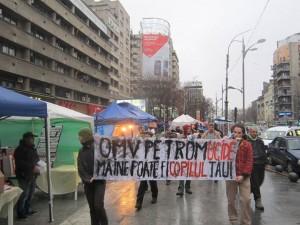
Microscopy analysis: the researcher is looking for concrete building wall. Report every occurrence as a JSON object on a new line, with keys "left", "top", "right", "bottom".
{"left": 84, "top": 0, "right": 131, "bottom": 99}
{"left": 172, "top": 50, "right": 179, "bottom": 89}
{"left": 273, "top": 34, "right": 300, "bottom": 122}
{"left": 0, "top": 0, "right": 114, "bottom": 114}
{"left": 130, "top": 33, "right": 142, "bottom": 97}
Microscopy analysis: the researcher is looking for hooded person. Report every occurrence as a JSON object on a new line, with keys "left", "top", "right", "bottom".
{"left": 14, "top": 132, "right": 40, "bottom": 219}
{"left": 77, "top": 128, "right": 108, "bottom": 225}
{"left": 247, "top": 127, "right": 267, "bottom": 211}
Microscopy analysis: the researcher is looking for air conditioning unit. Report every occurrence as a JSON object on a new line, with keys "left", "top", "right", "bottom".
{"left": 86, "top": 97, "right": 90, "bottom": 103}
{"left": 66, "top": 93, "right": 71, "bottom": 98}
{"left": 45, "top": 88, "right": 51, "bottom": 94}
{"left": 17, "top": 77, "right": 24, "bottom": 83}
{"left": 82, "top": 96, "right": 86, "bottom": 102}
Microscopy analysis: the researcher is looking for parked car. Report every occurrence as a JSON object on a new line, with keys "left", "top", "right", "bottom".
{"left": 260, "top": 126, "right": 300, "bottom": 147}
{"left": 268, "top": 136, "right": 300, "bottom": 174}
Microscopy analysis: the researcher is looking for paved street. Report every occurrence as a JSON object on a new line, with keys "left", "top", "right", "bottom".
{"left": 1, "top": 170, "right": 300, "bottom": 225}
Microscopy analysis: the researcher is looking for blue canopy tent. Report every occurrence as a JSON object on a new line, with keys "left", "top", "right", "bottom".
{"left": 0, "top": 87, "right": 54, "bottom": 222}
{"left": 117, "top": 102, "right": 157, "bottom": 123}
{"left": 94, "top": 102, "right": 157, "bottom": 136}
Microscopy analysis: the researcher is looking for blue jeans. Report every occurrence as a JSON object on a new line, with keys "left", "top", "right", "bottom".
{"left": 17, "top": 177, "right": 36, "bottom": 216}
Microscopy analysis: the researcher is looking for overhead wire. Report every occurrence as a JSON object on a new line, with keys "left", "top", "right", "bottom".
{"left": 228, "top": 0, "right": 271, "bottom": 73}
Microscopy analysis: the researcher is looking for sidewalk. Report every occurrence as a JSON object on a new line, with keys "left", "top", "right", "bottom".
{"left": 1, "top": 171, "right": 300, "bottom": 225}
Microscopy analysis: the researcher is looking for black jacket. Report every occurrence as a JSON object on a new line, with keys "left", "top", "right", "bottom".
{"left": 14, "top": 140, "right": 39, "bottom": 180}
{"left": 78, "top": 141, "right": 103, "bottom": 184}
{"left": 247, "top": 136, "right": 267, "bottom": 165}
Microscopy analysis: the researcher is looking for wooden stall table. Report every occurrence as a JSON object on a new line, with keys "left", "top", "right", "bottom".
{"left": 36, "top": 165, "right": 80, "bottom": 199}
{"left": 0, "top": 186, "right": 22, "bottom": 225}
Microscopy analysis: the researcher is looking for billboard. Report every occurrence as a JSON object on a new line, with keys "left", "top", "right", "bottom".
{"left": 141, "top": 18, "right": 170, "bottom": 79}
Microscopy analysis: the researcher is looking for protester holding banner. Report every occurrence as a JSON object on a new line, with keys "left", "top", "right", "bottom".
{"left": 77, "top": 128, "right": 108, "bottom": 225}
{"left": 135, "top": 131, "right": 158, "bottom": 210}
{"left": 226, "top": 124, "right": 253, "bottom": 225}
{"left": 202, "top": 122, "right": 222, "bottom": 184}
{"left": 247, "top": 127, "right": 267, "bottom": 211}
{"left": 176, "top": 124, "right": 192, "bottom": 196}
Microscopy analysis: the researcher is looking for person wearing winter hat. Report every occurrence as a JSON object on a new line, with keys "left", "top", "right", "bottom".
{"left": 77, "top": 128, "right": 108, "bottom": 225}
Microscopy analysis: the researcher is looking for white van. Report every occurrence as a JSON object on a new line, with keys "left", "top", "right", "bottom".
{"left": 261, "top": 126, "right": 300, "bottom": 147}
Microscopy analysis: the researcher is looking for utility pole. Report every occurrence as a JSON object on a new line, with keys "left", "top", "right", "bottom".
{"left": 215, "top": 95, "right": 218, "bottom": 118}
{"left": 221, "top": 85, "right": 224, "bottom": 117}
{"left": 225, "top": 54, "right": 229, "bottom": 121}
{"left": 242, "top": 38, "right": 246, "bottom": 123}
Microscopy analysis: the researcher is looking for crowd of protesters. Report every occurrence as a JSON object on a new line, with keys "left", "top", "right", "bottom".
{"left": 13, "top": 121, "right": 266, "bottom": 225}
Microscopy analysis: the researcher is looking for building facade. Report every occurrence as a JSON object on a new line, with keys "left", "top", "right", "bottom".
{"left": 172, "top": 50, "right": 179, "bottom": 89}
{"left": 273, "top": 33, "right": 300, "bottom": 123}
{"left": 130, "top": 33, "right": 142, "bottom": 97}
{"left": 183, "top": 81, "right": 203, "bottom": 120}
{"left": 0, "top": 0, "right": 114, "bottom": 115}
{"left": 84, "top": 0, "right": 131, "bottom": 99}
{"left": 256, "top": 80, "right": 274, "bottom": 125}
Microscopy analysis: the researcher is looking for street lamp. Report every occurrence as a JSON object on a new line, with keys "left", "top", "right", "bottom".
{"left": 225, "top": 30, "right": 251, "bottom": 122}
{"left": 242, "top": 38, "right": 266, "bottom": 122}
{"left": 228, "top": 86, "right": 243, "bottom": 94}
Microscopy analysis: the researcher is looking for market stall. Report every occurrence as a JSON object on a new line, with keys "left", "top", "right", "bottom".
{"left": 0, "top": 101, "right": 94, "bottom": 198}
{"left": 0, "top": 87, "right": 53, "bottom": 223}
{"left": 170, "top": 114, "right": 199, "bottom": 129}
{"left": 95, "top": 102, "right": 157, "bottom": 137}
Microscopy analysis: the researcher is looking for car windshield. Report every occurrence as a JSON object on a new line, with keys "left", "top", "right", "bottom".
{"left": 261, "top": 130, "right": 286, "bottom": 140}
{"left": 288, "top": 139, "right": 300, "bottom": 150}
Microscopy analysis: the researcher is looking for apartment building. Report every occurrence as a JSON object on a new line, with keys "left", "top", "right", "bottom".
{"left": 84, "top": 0, "right": 131, "bottom": 99}
{"left": 273, "top": 33, "right": 300, "bottom": 122}
{"left": 256, "top": 80, "right": 274, "bottom": 125}
{"left": 0, "top": 0, "right": 114, "bottom": 114}
{"left": 130, "top": 33, "right": 142, "bottom": 97}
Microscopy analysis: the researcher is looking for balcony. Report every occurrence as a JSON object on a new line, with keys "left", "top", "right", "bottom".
{"left": 276, "top": 74, "right": 290, "bottom": 81}
{"left": 277, "top": 91, "right": 292, "bottom": 97}
{"left": 0, "top": 53, "right": 111, "bottom": 99}
{"left": 275, "top": 65, "right": 290, "bottom": 74}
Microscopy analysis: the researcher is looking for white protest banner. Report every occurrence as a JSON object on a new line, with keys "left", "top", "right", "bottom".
{"left": 93, "top": 135, "right": 238, "bottom": 181}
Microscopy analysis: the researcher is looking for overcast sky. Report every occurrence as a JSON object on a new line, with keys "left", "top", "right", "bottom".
{"left": 120, "top": 0, "right": 300, "bottom": 109}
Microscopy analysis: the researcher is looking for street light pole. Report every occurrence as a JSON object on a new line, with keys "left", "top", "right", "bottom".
{"left": 221, "top": 85, "right": 224, "bottom": 117}
{"left": 225, "top": 54, "right": 229, "bottom": 121}
{"left": 225, "top": 30, "right": 251, "bottom": 123}
{"left": 242, "top": 38, "right": 246, "bottom": 123}
{"left": 241, "top": 38, "right": 266, "bottom": 123}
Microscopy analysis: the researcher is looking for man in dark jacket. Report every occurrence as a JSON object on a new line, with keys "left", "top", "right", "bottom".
{"left": 247, "top": 127, "right": 267, "bottom": 211}
{"left": 77, "top": 128, "right": 108, "bottom": 225}
{"left": 14, "top": 132, "right": 40, "bottom": 219}
{"left": 135, "top": 131, "right": 158, "bottom": 210}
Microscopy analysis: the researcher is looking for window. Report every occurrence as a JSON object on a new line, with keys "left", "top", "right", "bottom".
{"left": 1, "top": 44, "right": 15, "bottom": 56}
{"left": 30, "top": 52, "right": 44, "bottom": 66}
{"left": 57, "top": 64, "right": 65, "bottom": 74}
{"left": 0, "top": 9, "right": 17, "bottom": 26}
{"left": 279, "top": 139, "right": 287, "bottom": 148}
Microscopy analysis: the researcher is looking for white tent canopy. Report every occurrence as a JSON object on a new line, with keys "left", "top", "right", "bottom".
{"left": 171, "top": 114, "right": 199, "bottom": 128}
{"left": 46, "top": 101, "right": 93, "bottom": 124}
{"left": 10, "top": 101, "right": 94, "bottom": 126}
